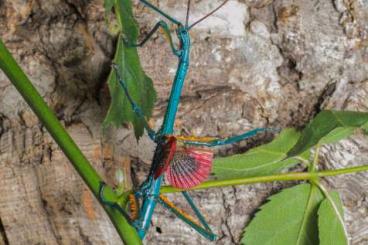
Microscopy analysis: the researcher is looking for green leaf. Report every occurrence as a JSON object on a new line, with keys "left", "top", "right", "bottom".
{"left": 213, "top": 129, "right": 307, "bottom": 180}
{"left": 288, "top": 110, "right": 368, "bottom": 157}
{"left": 318, "top": 192, "right": 348, "bottom": 245}
{"left": 318, "top": 127, "right": 356, "bottom": 145}
{"left": 241, "top": 184, "right": 324, "bottom": 245}
{"left": 114, "top": 0, "right": 139, "bottom": 42}
{"left": 103, "top": 0, "right": 157, "bottom": 139}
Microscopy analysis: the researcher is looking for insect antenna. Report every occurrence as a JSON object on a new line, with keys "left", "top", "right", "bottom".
{"left": 188, "top": 0, "right": 229, "bottom": 30}
{"left": 185, "top": 0, "right": 191, "bottom": 28}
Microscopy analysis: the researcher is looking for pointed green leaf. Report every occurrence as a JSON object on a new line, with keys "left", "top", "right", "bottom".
{"left": 318, "top": 192, "right": 348, "bottom": 245}
{"left": 288, "top": 110, "right": 368, "bottom": 157}
{"left": 103, "top": 0, "right": 157, "bottom": 139}
{"left": 241, "top": 184, "right": 324, "bottom": 245}
{"left": 213, "top": 129, "right": 306, "bottom": 180}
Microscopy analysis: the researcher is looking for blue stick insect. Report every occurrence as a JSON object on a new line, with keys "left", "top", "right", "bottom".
{"left": 99, "top": 0, "right": 273, "bottom": 241}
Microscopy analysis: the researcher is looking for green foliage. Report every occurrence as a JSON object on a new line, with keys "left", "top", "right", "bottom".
{"left": 103, "top": 0, "right": 157, "bottom": 139}
{"left": 318, "top": 192, "right": 348, "bottom": 245}
{"left": 318, "top": 127, "right": 356, "bottom": 145}
{"left": 213, "top": 111, "right": 368, "bottom": 181}
{"left": 236, "top": 111, "right": 365, "bottom": 245}
{"left": 213, "top": 129, "right": 307, "bottom": 179}
{"left": 241, "top": 184, "right": 324, "bottom": 245}
{"left": 288, "top": 110, "right": 368, "bottom": 157}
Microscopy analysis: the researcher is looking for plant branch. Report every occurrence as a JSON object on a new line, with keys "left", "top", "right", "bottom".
{"left": 0, "top": 38, "right": 141, "bottom": 244}
{"left": 160, "top": 164, "right": 368, "bottom": 193}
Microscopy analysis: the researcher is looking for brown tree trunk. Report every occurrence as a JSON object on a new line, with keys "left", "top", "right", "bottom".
{"left": 1, "top": 0, "right": 368, "bottom": 244}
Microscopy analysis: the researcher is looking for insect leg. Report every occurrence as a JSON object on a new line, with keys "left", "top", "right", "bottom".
{"left": 124, "top": 20, "right": 181, "bottom": 57}
{"left": 182, "top": 191, "right": 213, "bottom": 232}
{"left": 139, "top": 0, "right": 181, "bottom": 25}
{"left": 158, "top": 194, "right": 217, "bottom": 241}
{"left": 181, "top": 128, "right": 280, "bottom": 147}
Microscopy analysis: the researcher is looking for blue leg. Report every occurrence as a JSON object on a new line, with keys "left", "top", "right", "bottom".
{"left": 139, "top": 0, "right": 181, "bottom": 25}
{"left": 157, "top": 193, "right": 217, "bottom": 241}
{"left": 182, "top": 192, "right": 213, "bottom": 232}
{"left": 182, "top": 128, "right": 280, "bottom": 147}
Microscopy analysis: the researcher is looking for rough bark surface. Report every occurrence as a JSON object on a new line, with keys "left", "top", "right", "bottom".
{"left": 0, "top": 0, "right": 367, "bottom": 244}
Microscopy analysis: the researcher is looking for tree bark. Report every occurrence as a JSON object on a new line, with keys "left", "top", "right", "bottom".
{"left": 1, "top": 0, "right": 368, "bottom": 244}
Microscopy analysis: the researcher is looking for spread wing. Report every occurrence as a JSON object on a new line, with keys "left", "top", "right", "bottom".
{"left": 166, "top": 148, "right": 213, "bottom": 189}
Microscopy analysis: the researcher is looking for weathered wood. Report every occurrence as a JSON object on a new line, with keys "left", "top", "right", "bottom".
{"left": 1, "top": 0, "right": 368, "bottom": 244}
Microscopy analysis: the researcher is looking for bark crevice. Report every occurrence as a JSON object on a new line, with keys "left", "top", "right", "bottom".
{"left": 0, "top": 216, "right": 9, "bottom": 245}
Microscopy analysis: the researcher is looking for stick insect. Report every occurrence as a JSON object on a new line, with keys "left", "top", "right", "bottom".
{"left": 99, "top": 0, "right": 273, "bottom": 241}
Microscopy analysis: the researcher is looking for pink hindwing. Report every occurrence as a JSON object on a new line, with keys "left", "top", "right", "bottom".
{"left": 166, "top": 147, "right": 213, "bottom": 189}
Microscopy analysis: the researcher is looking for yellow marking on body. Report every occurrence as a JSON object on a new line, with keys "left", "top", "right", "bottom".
{"left": 128, "top": 194, "right": 139, "bottom": 220}
{"left": 175, "top": 135, "right": 217, "bottom": 143}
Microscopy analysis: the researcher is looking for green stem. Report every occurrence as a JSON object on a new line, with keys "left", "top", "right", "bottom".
{"left": 160, "top": 164, "right": 368, "bottom": 194}
{"left": 0, "top": 39, "right": 141, "bottom": 244}
{"left": 309, "top": 143, "right": 320, "bottom": 172}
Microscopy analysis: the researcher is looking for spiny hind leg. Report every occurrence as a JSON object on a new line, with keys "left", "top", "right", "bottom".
{"left": 176, "top": 128, "right": 279, "bottom": 147}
